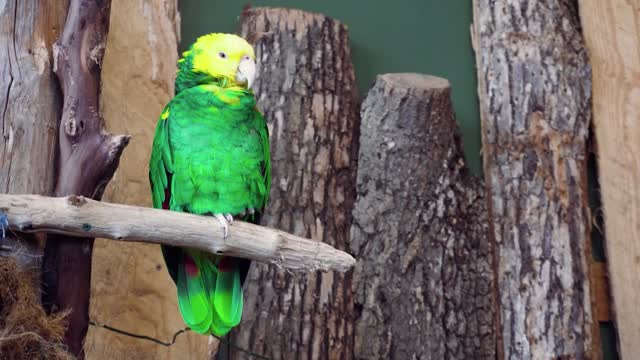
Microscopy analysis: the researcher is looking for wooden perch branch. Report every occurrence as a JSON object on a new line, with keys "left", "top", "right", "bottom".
{"left": 1, "top": 194, "right": 356, "bottom": 272}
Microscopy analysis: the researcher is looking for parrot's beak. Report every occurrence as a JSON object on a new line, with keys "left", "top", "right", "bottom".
{"left": 236, "top": 56, "right": 256, "bottom": 89}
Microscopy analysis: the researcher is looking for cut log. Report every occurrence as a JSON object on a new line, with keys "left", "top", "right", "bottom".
{"left": 0, "top": 0, "right": 68, "bottom": 270}
{"left": 471, "top": 1, "right": 594, "bottom": 358}
{"left": 227, "top": 7, "right": 360, "bottom": 359}
{"left": 350, "top": 73, "right": 495, "bottom": 359}
{"left": 578, "top": 1, "right": 640, "bottom": 357}
{"left": 0, "top": 194, "right": 356, "bottom": 272}
{"left": 40, "top": 0, "right": 129, "bottom": 357}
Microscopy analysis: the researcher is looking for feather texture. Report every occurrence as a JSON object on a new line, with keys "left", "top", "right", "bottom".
{"left": 149, "top": 33, "right": 270, "bottom": 337}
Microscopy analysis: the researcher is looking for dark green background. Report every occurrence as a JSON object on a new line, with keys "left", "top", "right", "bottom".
{"left": 179, "top": 0, "right": 482, "bottom": 174}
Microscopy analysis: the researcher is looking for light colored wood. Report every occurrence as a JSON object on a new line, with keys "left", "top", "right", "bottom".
{"left": 472, "top": 1, "right": 593, "bottom": 358}
{"left": 0, "top": 194, "right": 356, "bottom": 272}
{"left": 578, "top": 1, "right": 640, "bottom": 357}
{"left": 83, "top": 1, "right": 209, "bottom": 358}
{"left": 0, "top": 0, "right": 68, "bottom": 269}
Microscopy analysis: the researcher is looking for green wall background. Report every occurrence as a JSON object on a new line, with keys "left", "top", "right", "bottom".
{"left": 179, "top": 0, "right": 482, "bottom": 175}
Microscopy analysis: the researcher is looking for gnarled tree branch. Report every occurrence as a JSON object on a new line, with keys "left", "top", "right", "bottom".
{"left": 2, "top": 194, "right": 356, "bottom": 272}
{"left": 41, "top": 0, "right": 129, "bottom": 357}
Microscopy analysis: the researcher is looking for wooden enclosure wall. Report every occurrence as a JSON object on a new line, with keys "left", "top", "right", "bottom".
{"left": 84, "top": 0, "right": 208, "bottom": 358}
{"left": 579, "top": 1, "right": 640, "bottom": 358}
{"left": 0, "top": 0, "right": 68, "bottom": 268}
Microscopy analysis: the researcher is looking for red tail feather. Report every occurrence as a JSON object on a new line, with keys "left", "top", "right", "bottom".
{"left": 184, "top": 254, "right": 199, "bottom": 276}
{"left": 217, "top": 257, "right": 236, "bottom": 272}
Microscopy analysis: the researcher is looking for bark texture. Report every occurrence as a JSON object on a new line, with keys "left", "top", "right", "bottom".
{"left": 472, "top": 1, "right": 593, "bottom": 358}
{"left": 350, "top": 74, "right": 494, "bottom": 359}
{"left": 228, "top": 7, "right": 360, "bottom": 359}
{"left": 578, "top": 1, "right": 640, "bottom": 358}
{"left": 41, "top": 0, "right": 129, "bottom": 357}
{"left": 0, "top": 0, "right": 68, "bottom": 269}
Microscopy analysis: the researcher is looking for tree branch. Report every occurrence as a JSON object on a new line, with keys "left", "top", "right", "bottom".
{"left": 2, "top": 194, "right": 356, "bottom": 272}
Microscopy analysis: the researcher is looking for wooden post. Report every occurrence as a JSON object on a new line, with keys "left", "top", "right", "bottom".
{"left": 350, "top": 73, "right": 495, "bottom": 359}
{"left": 227, "top": 7, "right": 360, "bottom": 359}
{"left": 472, "top": 1, "right": 594, "bottom": 358}
{"left": 578, "top": 1, "right": 640, "bottom": 357}
{"left": 40, "top": 0, "right": 129, "bottom": 357}
{"left": 0, "top": 0, "right": 68, "bottom": 269}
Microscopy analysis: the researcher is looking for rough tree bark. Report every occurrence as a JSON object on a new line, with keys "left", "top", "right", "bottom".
{"left": 350, "top": 74, "right": 495, "bottom": 359}
{"left": 472, "top": 1, "right": 594, "bottom": 358}
{"left": 41, "top": 0, "right": 130, "bottom": 357}
{"left": 0, "top": 0, "right": 68, "bottom": 270}
{"left": 227, "top": 7, "right": 360, "bottom": 359}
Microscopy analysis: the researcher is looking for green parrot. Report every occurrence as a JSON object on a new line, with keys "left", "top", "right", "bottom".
{"left": 148, "top": 33, "right": 270, "bottom": 336}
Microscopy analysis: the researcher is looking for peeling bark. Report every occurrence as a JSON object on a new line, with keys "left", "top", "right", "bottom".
{"left": 351, "top": 74, "right": 495, "bottom": 359}
{"left": 471, "top": 1, "right": 593, "bottom": 358}
{"left": 0, "top": 0, "right": 68, "bottom": 270}
{"left": 227, "top": 7, "right": 360, "bottom": 360}
{"left": 40, "top": 0, "right": 129, "bottom": 357}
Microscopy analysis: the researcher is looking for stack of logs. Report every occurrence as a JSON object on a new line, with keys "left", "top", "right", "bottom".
{"left": 0, "top": 1, "right": 624, "bottom": 359}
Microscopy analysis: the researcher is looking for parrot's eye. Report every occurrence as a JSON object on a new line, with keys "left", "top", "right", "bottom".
{"left": 218, "top": 52, "right": 227, "bottom": 59}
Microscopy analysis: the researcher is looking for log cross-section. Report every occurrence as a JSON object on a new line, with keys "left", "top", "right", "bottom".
{"left": 472, "top": 1, "right": 594, "bottom": 358}
{"left": 40, "top": 0, "right": 129, "bottom": 357}
{"left": 350, "top": 74, "right": 495, "bottom": 359}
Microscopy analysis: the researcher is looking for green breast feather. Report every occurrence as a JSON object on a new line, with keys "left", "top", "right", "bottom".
{"left": 149, "top": 84, "right": 270, "bottom": 216}
{"left": 148, "top": 82, "right": 270, "bottom": 336}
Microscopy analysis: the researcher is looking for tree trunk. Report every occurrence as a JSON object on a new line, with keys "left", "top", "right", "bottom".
{"left": 0, "top": 0, "right": 68, "bottom": 270}
{"left": 471, "top": 1, "right": 594, "bottom": 358}
{"left": 578, "top": 1, "right": 640, "bottom": 358}
{"left": 227, "top": 7, "right": 360, "bottom": 360}
{"left": 350, "top": 73, "right": 495, "bottom": 359}
{"left": 41, "top": 0, "right": 129, "bottom": 357}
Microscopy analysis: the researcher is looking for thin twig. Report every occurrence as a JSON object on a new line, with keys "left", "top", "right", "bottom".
{"left": 88, "top": 320, "right": 270, "bottom": 359}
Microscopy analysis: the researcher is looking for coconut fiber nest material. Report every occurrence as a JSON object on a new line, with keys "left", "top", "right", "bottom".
{"left": 0, "top": 257, "right": 72, "bottom": 359}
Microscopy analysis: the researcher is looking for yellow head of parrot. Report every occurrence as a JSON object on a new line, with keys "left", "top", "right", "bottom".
{"left": 182, "top": 33, "right": 256, "bottom": 89}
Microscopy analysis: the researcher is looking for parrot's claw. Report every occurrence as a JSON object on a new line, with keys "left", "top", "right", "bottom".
{"left": 214, "top": 213, "right": 233, "bottom": 239}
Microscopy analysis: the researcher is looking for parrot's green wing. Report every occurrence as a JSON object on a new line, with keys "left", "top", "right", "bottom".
{"left": 149, "top": 105, "right": 182, "bottom": 283}
{"left": 149, "top": 106, "right": 174, "bottom": 210}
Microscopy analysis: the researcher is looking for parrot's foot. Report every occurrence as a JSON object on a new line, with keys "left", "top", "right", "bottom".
{"left": 238, "top": 207, "right": 255, "bottom": 217}
{"left": 214, "top": 213, "right": 234, "bottom": 238}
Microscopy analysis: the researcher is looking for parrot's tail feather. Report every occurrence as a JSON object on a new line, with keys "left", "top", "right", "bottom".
{"left": 175, "top": 252, "right": 244, "bottom": 336}
{"left": 213, "top": 258, "right": 243, "bottom": 327}
{"left": 176, "top": 254, "right": 212, "bottom": 334}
